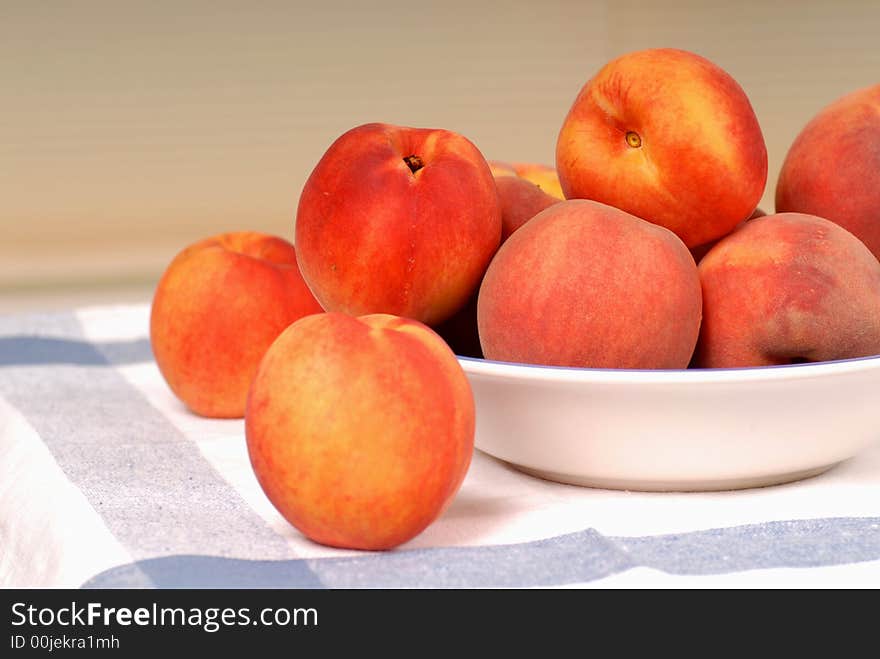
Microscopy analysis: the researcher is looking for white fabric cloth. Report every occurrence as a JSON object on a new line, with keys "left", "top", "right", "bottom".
{"left": 1, "top": 304, "right": 878, "bottom": 588}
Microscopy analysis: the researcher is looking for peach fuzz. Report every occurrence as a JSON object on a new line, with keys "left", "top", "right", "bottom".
{"left": 150, "top": 231, "right": 323, "bottom": 418}
{"left": 775, "top": 84, "right": 880, "bottom": 261}
{"left": 295, "top": 122, "right": 501, "bottom": 326}
{"left": 556, "top": 48, "right": 767, "bottom": 248}
{"left": 477, "top": 199, "right": 702, "bottom": 369}
{"left": 694, "top": 212, "right": 880, "bottom": 368}
{"left": 245, "top": 312, "right": 475, "bottom": 551}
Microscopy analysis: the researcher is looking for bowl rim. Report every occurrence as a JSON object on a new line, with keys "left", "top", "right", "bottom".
{"left": 457, "top": 353, "right": 880, "bottom": 384}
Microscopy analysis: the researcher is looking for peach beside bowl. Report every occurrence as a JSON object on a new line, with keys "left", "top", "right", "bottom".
{"left": 458, "top": 355, "right": 880, "bottom": 491}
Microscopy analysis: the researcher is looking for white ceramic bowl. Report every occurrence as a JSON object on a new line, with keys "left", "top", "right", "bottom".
{"left": 458, "top": 355, "right": 880, "bottom": 491}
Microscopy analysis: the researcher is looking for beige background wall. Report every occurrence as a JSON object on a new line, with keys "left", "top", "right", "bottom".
{"left": 2, "top": 0, "right": 878, "bottom": 309}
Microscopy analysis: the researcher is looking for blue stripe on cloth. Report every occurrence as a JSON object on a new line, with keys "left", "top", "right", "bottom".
{"left": 82, "top": 555, "right": 324, "bottom": 589}
{"left": 81, "top": 516, "right": 880, "bottom": 589}
{"left": 0, "top": 336, "right": 152, "bottom": 366}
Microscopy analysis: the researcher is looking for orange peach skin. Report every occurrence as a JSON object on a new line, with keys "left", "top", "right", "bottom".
{"left": 511, "top": 162, "right": 565, "bottom": 200}
{"left": 694, "top": 212, "right": 880, "bottom": 368}
{"left": 775, "top": 84, "right": 880, "bottom": 261}
{"left": 489, "top": 160, "right": 565, "bottom": 199}
{"left": 556, "top": 48, "right": 767, "bottom": 248}
{"left": 245, "top": 312, "right": 475, "bottom": 551}
{"left": 494, "top": 175, "right": 561, "bottom": 243}
{"left": 296, "top": 122, "right": 501, "bottom": 326}
{"left": 150, "top": 232, "right": 323, "bottom": 418}
{"left": 488, "top": 160, "right": 518, "bottom": 178}
{"left": 690, "top": 207, "right": 766, "bottom": 263}
{"left": 478, "top": 199, "right": 703, "bottom": 368}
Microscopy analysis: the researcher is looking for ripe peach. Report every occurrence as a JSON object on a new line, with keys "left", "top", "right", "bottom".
{"left": 488, "top": 159, "right": 518, "bottom": 178}
{"left": 690, "top": 207, "right": 766, "bottom": 263}
{"left": 494, "top": 175, "right": 560, "bottom": 243}
{"left": 295, "top": 122, "right": 501, "bottom": 326}
{"left": 489, "top": 160, "right": 565, "bottom": 199}
{"left": 150, "top": 232, "right": 323, "bottom": 418}
{"left": 510, "top": 162, "right": 565, "bottom": 200}
{"left": 556, "top": 48, "right": 767, "bottom": 248}
{"left": 477, "top": 200, "right": 702, "bottom": 368}
{"left": 245, "top": 312, "right": 475, "bottom": 550}
{"left": 695, "top": 212, "right": 880, "bottom": 368}
{"left": 775, "top": 84, "right": 880, "bottom": 260}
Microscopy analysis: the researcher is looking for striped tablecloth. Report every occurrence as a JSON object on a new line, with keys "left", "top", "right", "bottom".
{"left": 1, "top": 304, "right": 879, "bottom": 588}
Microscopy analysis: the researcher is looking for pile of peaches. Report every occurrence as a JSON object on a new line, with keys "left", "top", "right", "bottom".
{"left": 150, "top": 48, "right": 880, "bottom": 550}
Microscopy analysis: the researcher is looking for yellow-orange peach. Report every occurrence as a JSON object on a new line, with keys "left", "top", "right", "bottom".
{"left": 489, "top": 160, "right": 565, "bottom": 199}
{"left": 487, "top": 159, "right": 518, "bottom": 178}
{"left": 511, "top": 162, "right": 565, "bottom": 200}
{"left": 776, "top": 84, "right": 880, "bottom": 261}
{"left": 150, "top": 231, "right": 323, "bottom": 418}
{"left": 557, "top": 48, "right": 767, "bottom": 248}
{"left": 245, "top": 312, "right": 475, "bottom": 550}
{"left": 295, "top": 123, "right": 501, "bottom": 326}
{"left": 694, "top": 212, "right": 880, "bottom": 368}
{"left": 478, "top": 200, "right": 702, "bottom": 368}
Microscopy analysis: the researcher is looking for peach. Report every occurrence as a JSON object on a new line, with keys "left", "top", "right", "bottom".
{"left": 245, "top": 312, "right": 475, "bottom": 550}
{"left": 690, "top": 207, "right": 766, "bottom": 263}
{"left": 775, "top": 84, "right": 880, "bottom": 260}
{"left": 494, "top": 175, "right": 561, "bottom": 243}
{"left": 511, "top": 162, "right": 565, "bottom": 200}
{"left": 489, "top": 160, "right": 565, "bottom": 199}
{"left": 488, "top": 159, "right": 518, "bottom": 178}
{"left": 477, "top": 199, "right": 702, "bottom": 368}
{"left": 295, "top": 122, "right": 501, "bottom": 326}
{"left": 694, "top": 212, "right": 880, "bottom": 368}
{"left": 150, "top": 231, "right": 323, "bottom": 418}
{"left": 556, "top": 48, "right": 768, "bottom": 248}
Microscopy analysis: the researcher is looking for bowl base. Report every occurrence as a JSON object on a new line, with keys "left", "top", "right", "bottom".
{"left": 508, "top": 461, "right": 840, "bottom": 492}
